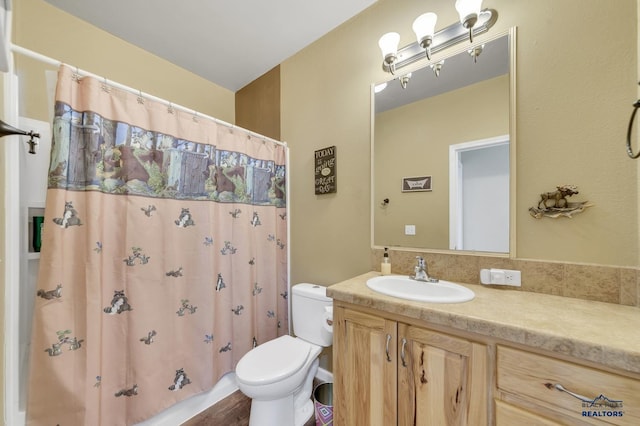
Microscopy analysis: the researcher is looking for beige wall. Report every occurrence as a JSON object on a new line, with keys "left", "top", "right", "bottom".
{"left": 282, "top": 0, "right": 638, "bottom": 288}
{"left": 236, "top": 65, "right": 281, "bottom": 140}
{"left": 374, "top": 75, "right": 509, "bottom": 249}
{"left": 13, "top": 0, "right": 234, "bottom": 123}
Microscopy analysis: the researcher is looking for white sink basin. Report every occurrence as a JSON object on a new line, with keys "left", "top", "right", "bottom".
{"left": 366, "top": 275, "right": 475, "bottom": 303}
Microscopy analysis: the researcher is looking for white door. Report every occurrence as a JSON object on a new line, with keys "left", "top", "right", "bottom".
{"left": 449, "top": 136, "right": 509, "bottom": 252}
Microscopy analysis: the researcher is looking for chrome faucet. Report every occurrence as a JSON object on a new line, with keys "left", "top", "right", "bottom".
{"left": 411, "top": 256, "right": 439, "bottom": 283}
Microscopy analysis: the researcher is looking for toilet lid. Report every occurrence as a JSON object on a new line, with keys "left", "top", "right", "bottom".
{"left": 236, "top": 335, "right": 310, "bottom": 386}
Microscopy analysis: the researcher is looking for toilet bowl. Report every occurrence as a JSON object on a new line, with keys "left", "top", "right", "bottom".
{"left": 236, "top": 335, "right": 321, "bottom": 425}
{"left": 235, "top": 283, "right": 333, "bottom": 426}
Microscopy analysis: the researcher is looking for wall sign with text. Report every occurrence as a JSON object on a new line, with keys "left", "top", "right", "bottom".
{"left": 315, "top": 146, "right": 337, "bottom": 194}
{"left": 402, "top": 175, "right": 432, "bottom": 192}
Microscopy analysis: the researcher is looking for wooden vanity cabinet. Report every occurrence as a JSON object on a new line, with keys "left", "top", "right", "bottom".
{"left": 397, "top": 323, "right": 488, "bottom": 425}
{"left": 495, "top": 346, "right": 640, "bottom": 425}
{"left": 330, "top": 273, "right": 640, "bottom": 426}
{"left": 333, "top": 304, "right": 397, "bottom": 426}
{"left": 333, "top": 303, "right": 489, "bottom": 426}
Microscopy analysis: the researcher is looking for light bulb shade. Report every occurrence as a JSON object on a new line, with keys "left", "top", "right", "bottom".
{"left": 412, "top": 13, "right": 438, "bottom": 43}
{"left": 378, "top": 32, "right": 400, "bottom": 60}
{"left": 455, "top": 0, "right": 483, "bottom": 26}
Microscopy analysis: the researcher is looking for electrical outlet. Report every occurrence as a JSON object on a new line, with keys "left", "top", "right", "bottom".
{"left": 504, "top": 269, "right": 521, "bottom": 286}
{"left": 480, "top": 268, "right": 521, "bottom": 287}
{"left": 405, "top": 225, "right": 416, "bottom": 235}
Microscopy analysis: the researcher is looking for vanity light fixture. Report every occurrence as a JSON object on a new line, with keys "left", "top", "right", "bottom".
{"left": 412, "top": 13, "right": 438, "bottom": 60}
{"left": 378, "top": 32, "right": 401, "bottom": 74}
{"left": 378, "top": 2, "right": 497, "bottom": 75}
{"left": 467, "top": 44, "right": 484, "bottom": 63}
{"left": 399, "top": 72, "right": 412, "bottom": 89}
{"left": 455, "top": 0, "right": 484, "bottom": 43}
{"left": 430, "top": 60, "right": 445, "bottom": 78}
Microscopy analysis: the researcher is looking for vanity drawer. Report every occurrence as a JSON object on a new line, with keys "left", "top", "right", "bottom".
{"left": 496, "top": 346, "right": 640, "bottom": 425}
{"left": 495, "top": 399, "right": 561, "bottom": 425}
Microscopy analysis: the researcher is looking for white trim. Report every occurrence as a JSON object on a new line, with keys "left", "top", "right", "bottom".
{"left": 507, "top": 27, "right": 518, "bottom": 259}
{"left": 369, "top": 83, "right": 376, "bottom": 250}
{"left": 285, "top": 146, "right": 292, "bottom": 333}
{"left": 4, "top": 3, "right": 25, "bottom": 423}
{"left": 4, "top": 59, "right": 24, "bottom": 426}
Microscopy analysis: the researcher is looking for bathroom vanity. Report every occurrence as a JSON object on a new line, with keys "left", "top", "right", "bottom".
{"left": 328, "top": 272, "right": 640, "bottom": 425}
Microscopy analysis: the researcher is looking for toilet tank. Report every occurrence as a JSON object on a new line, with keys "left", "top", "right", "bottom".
{"left": 292, "top": 283, "right": 333, "bottom": 347}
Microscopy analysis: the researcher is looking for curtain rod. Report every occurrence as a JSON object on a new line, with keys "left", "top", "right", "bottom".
{"left": 9, "top": 43, "right": 287, "bottom": 148}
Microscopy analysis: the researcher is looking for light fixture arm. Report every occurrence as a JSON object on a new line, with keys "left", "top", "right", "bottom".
{"left": 418, "top": 36, "right": 433, "bottom": 60}
{"left": 0, "top": 119, "right": 40, "bottom": 154}
{"left": 382, "top": 8, "right": 497, "bottom": 74}
{"left": 386, "top": 58, "right": 396, "bottom": 75}
{"left": 461, "top": 14, "right": 479, "bottom": 43}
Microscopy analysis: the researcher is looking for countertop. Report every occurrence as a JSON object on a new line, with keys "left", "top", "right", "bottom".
{"left": 327, "top": 271, "right": 640, "bottom": 375}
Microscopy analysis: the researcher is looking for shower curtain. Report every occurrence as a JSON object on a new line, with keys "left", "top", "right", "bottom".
{"left": 26, "top": 65, "right": 288, "bottom": 425}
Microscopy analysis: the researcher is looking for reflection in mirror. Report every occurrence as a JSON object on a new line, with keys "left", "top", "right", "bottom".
{"left": 373, "top": 32, "right": 512, "bottom": 253}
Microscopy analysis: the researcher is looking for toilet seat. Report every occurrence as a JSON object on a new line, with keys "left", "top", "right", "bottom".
{"left": 236, "top": 335, "right": 311, "bottom": 386}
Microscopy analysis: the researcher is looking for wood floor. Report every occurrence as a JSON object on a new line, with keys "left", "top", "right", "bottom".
{"left": 181, "top": 389, "right": 318, "bottom": 426}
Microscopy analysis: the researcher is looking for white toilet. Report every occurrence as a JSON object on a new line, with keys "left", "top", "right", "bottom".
{"left": 236, "top": 283, "right": 333, "bottom": 426}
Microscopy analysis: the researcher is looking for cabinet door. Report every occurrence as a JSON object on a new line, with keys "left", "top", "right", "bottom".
{"left": 333, "top": 305, "right": 398, "bottom": 426}
{"left": 397, "top": 324, "right": 488, "bottom": 426}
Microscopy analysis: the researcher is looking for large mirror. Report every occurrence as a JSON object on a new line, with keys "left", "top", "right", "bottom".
{"left": 372, "top": 30, "right": 515, "bottom": 254}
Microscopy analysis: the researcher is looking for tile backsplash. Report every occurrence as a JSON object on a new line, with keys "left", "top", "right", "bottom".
{"left": 371, "top": 249, "right": 639, "bottom": 307}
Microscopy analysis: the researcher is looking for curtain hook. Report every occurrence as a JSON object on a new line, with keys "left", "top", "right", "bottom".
{"left": 167, "top": 102, "right": 175, "bottom": 114}
{"left": 192, "top": 111, "right": 199, "bottom": 123}
{"left": 137, "top": 90, "right": 145, "bottom": 105}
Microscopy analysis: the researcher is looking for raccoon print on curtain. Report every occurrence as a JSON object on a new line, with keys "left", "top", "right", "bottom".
{"left": 26, "top": 65, "right": 288, "bottom": 425}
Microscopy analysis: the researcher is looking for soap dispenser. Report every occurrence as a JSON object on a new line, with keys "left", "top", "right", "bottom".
{"left": 381, "top": 247, "right": 391, "bottom": 275}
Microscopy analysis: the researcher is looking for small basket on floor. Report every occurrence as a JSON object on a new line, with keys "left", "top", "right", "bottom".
{"left": 313, "top": 382, "right": 333, "bottom": 426}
